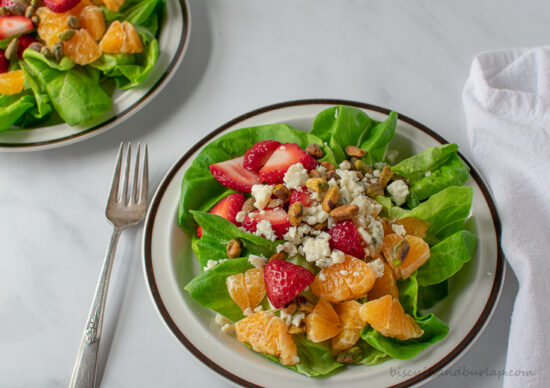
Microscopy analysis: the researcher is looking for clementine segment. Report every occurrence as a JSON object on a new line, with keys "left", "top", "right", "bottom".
{"left": 63, "top": 29, "right": 102, "bottom": 65}
{"left": 36, "top": 7, "right": 70, "bottom": 46}
{"left": 311, "top": 255, "right": 376, "bottom": 303}
{"left": 331, "top": 301, "right": 366, "bottom": 352}
{"left": 99, "top": 20, "right": 142, "bottom": 54}
{"left": 382, "top": 234, "right": 430, "bottom": 279}
{"left": 305, "top": 297, "right": 341, "bottom": 343}
{"left": 79, "top": 5, "right": 105, "bottom": 41}
{"left": 359, "top": 295, "right": 423, "bottom": 340}
{"left": 0, "top": 70, "right": 25, "bottom": 95}
{"left": 235, "top": 311, "right": 299, "bottom": 365}
{"left": 367, "top": 260, "right": 399, "bottom": 300}
{"left": 102, "top": 0, "right": 124, "bottom": 12}
{"left": 226, "top": 268, "right": 265, "bottom": 312}
{"left": 393, "top": 217, "right": 429, "bottom": 238}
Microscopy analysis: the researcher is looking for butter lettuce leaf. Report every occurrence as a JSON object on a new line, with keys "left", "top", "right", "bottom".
{"left": 417, "top": 230, "right": 477, "bottom": 286}
{"left": 392, "top": 144, "right": 458, "bottom": 181}
{"left": 0, "top": 92, "right": 36, "bottom": 131}
{"left": 418, "top": 281, "right": 449, "bottom": 310}
{"left": 191, "top": 210, "right": 277, "bottom": 268}
{"left": 360, "top": 111, "right": 397, "bottom": 164}
{"left": 184, "top": 257, "right": 252, "bottom": 321}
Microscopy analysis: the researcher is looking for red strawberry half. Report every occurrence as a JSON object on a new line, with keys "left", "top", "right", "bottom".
{"left": 243, "top": 140, "right": 281, "bottom": 171}
{"left": 197, "top": 193, "right": 246, "bottom": 238}
{"left": 241, "top": 207, "right": 290, "bottom": 240}
{"left": 328, "top": 220, "right": 365, "bottom": 259}
{"left": 259, "top": 143, "right": 318, "bottom": 184}
{"left": 0, "top": 16, "right": 33, "bottom": 40}
{"left": 44, "top": 0, "right": 81, "bottom": 13}
{"left": 289, "top": 187, "right": 314, "bottom": 207}
{"left": 264, "top": 260, "right": 315, "bottom": 309}
{"left": 17, "top": 35, "right": 38, "bottom": 59}
{"left": 0, "top": 50, "right": 9, "bottom": 73}
{"left": 1, "top": 0, "right": 15, "bottom": 8}
{"left": 209, "top": 156, "right": 261, "bottom": 193}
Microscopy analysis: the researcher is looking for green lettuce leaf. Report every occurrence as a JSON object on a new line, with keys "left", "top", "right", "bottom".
{"left": 404, "top": 186, "right": 473, "bottom": 245}
{"left": 259, "top": 335, "right": 343, "bottom": 377}
{"left": 311, "top": 105, "right": 373, "bottom": 162}
{"left": 417, "top": 230, "right": 476, "bottom": 286}
{"left": 22, "top": 50, "right": 112, "bottom": 126}
{"left": 358, "top": 340, "right": 390, "bottom": 365}
{"left": 178, "top": 124, "right": 336, "bottom": 234}
{"left": 191, "top": 210, "right": 277, "bottom": 268}
{"left": 360, "top": 111, "right": 397, "bottom": 164}
{"left": 392, "top": 144, "right": 458, "bottom": 180}
{"left": 410, "top": 154, "right": 470, "bottom": 201}
{"left": 418, "top": 281, "right": 449, "bottom": 310}
{"left": 0, "top": 92, "right": 36, "bottom": 131}
{"left": 184, "top": 257, "right": 252, "bottom": 321}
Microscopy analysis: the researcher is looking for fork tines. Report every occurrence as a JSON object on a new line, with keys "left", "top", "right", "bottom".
{"left": 108, "top": 142, "right": 149, "bottom": 206}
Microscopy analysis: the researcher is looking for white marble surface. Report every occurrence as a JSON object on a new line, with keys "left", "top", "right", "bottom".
{"left": 3, "top": 0, "right": 548, "bottom": 386}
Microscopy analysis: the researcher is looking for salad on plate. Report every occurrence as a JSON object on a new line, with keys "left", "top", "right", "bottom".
{"left": 179, "top": 105, "right": 476, "bottom": 376}
{"left": 0, "top": 0, "right": 164, "bottom": 131}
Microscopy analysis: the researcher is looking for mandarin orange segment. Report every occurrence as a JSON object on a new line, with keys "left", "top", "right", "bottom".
{"left": 63, "top": 29, "right": 102, "bottom": 65}
{"left": 331, "top": 301, "right": 366, "bottom": 352}
{"left": 235, "top": 311, "right": 299, "bottom": 365}
{"left": 0, "top": 70, "right": 25, "bottom": 95}
{"left": 99, "top": 20, "right": 143, "bottom": 54}
{"left": 359, "top": 295, "right": 423, "bottom": 340}
{"left": 393, "top": 218, "right": 429, "bottom": 238}
{"left": 79, "top": 5, "right": 106, "bottom": 41}
{"left": 37, "top": 7, "right": 70, "bottom": 46}
{"left": 305, "top": 297, "right": 341, "bottom": 343}
{"left": 102, "top": 0, "right": 124, "bottom": 12}
{"left": 382, "top": 234, "right": 430, "bottom": 280}
{"left": 68, "top": 0, "right": 93, "bottom": 16}
{"left": 311, "top": 255, "right": 376, "bottom": 303}
{"left": 226, "top": 268, "right": 266, "bottom": 313}
{"left": 367, "top": 260, "right": 399, "bottom": 300}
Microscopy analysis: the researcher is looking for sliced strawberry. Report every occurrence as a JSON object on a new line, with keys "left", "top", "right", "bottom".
{"left": 241, "top": 207, "right": 290, "bottom": 240}
{"left": 209, "top": 156, "right": 261, "bottom": 193}
{"left": 1, "top": 0, "right": 15, "bottom": 8}
{"left": 243, "top": 140, "right": 281, "bottom": 171}
{"left": 0, "top": 16, "right": 34, "bottom": 40}
{"left": 264, "top": 260, "right": 314, "bottom": 309}
{"left": 259, "top": 143, "right": 317, "bottom": 184}
{"left": 289, "top": 187, "right": 314, "bottom": 208}
{"left": 44, "top": 0, "right": 81, "bottom": 13}
{"left": 0, "top": 50, "right": 9, "bottom": 73}
{"left": 17, "top": 35, "right": 38, "bottom": 59}
{"left": 327, "top": 220, "right": 365, "bottom": 259}
{"left": 196, "top": 193, "right": 246, "bottom": 238}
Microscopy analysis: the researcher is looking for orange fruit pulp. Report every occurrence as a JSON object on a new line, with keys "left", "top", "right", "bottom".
{"left": 226, "top": 268, "right": 265, "bottom": 313}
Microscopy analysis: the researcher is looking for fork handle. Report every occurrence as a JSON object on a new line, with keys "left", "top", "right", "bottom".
{"left": 69, "top": 226, "right": 123, "bottom": 388}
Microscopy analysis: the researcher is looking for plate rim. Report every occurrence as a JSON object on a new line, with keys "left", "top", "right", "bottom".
{"left": 142, "top": 98, "right": 505, "bottom": 388}
{"left": 0, "top": 0, "right": 191, "bottom": 151}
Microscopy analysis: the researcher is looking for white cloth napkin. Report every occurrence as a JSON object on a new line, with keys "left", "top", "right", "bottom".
{"left": 463, "top": 46, "right": 550, "bottom": 388}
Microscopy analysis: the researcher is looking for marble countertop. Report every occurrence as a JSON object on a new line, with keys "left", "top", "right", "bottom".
{"left": 3, "top": 0, "right": 546, "bottom": 386}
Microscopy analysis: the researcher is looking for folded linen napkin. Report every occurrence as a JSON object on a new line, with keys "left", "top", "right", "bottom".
{"left": 463, "top": 47, "right": 550, "bottom": 388}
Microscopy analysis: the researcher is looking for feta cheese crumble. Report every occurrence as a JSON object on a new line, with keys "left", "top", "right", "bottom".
{"left": 303, "top": 204, "right": 329, "bottom": 225}
{"left": 276, "top": 242, "right": 298, "bottom": 257}
{"left": 235, "top": 210, "right": 246, "bottom": 223}
{"left": 425, "top": 170, "right": 432, "bottom": 177}
{"left": 251, "top": 184, "right": 273, "bottom": 210}
{"left": 392, "top": 223, "right": 406, "bottom": 237}
{"left": 255, "top": 220, "right": 276, "bottom": 241}
{"left": 367, "top": 258, "right": 385, "bottom": 278}
{"left": 302, "top": 232, "right": 331, "bottom": 262}
{"left": 248, "top": 254, "right": 267, "bottom": 269}
{"left": 203, "top": 258, "right": 228, "bottom": 271}
{"left": 283, "top": 163, "right": 309, "bottom": 190}
{"left": 339, "top": 160, "right": 352, "bottom": 170}
{"left": 387, "top": 180, "right": 409, "bottom": 206}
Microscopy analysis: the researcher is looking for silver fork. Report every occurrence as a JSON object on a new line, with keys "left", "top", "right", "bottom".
{"left": 69, "top": 143, "right": 149, "bottom": 388}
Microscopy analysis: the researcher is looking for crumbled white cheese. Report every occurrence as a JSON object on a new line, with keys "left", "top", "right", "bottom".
{"left": 319, "top": 272, "right": 326, "bottom": 281}
{"left": 315, "top": 258, "right": 333, "bottom": 268}
{"left": 374, "top": 162, "right": 386, "bottom": 170}
{"left": 328, "top": 178, "right": 338, "bottom": 187}
{"left": 290, "top": 355, "right": 301, "bottom": 365}
{"left": 337, "top": 170, "right": 365, "bottom": 204}
{"left": 283, "top": 224, "right": 312, "bottom": 245}
{"left": 221, "top": 324, "right": 235, "bottom": 333}
{"left": 331, "top": 249, "right": 346, "bottom": 264}
{"left": 280, "top": 309, "right": 293, "bottom": 326}
{"left": 387, "top": 149, "right": 399, "bottom": 164}
{"left": 255, "top": 220, "right": 276, "bottom": 241}
{"left": 327, "top": 216, "right": 337, "bottom": 228}
{"left": 203, "top": 259, "right": 228, "bottom": 271}
{"left": 367, "top": 258, "right": 385, "bottom": 278}
{"left": 248, "top": 254, "right": 267, "bottom": 269}
{"left": 373, "top": 169, "right": 381, "bottom": 178}
{"left": 339, "top": 160, "right": 352, "bottom": 170}
{"left": 368, "top": 217, "right": 385, "bottom": 249}
{"left": 283, "top": 163, "right": 309, "bottom": 190}
{"left": 243, "top": 307, "right": 253, "bottom": 316}
{"left": 302, "top": 233, "right": 331, "bottom": 262}
{"left": 425, "top": 170, "right": 432, "bottom": 177}
{"left": 315, "top": 165, "right": 327, "bottom": 176}
{"left": 291, "top": 311, "right": 305, "bottom": 327}
{"left": 309, "top": 190, "right": 323, "bottom": 202}
{"left": 235, "top": 210, "right": 246, "bottom": 223}
{"left": 254, "top": 306, "right": 263, "bottom": 312}
{"left": 387, "top": 180, "right": 409, "bottom": 206}
{"left": 215, "top": 313, "right": 233, "bottom": 327}
{"left": 251, "top": 184, "right": 274, "bottom": 210}
{"left": 340, "top": 270, "right": 349, "bottom": 276}
{"left": 357, "top": 226, "right": 373, "bottom": 246}
{"left": 392, "top": 223, "right": 407, "bottom": 237}
{"left": 276, "top": 242, "right": 298, "bottom": 257}
{"left": 303, "top": 204, "right": 329, "bottom": 225}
